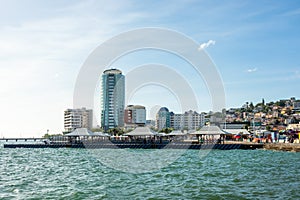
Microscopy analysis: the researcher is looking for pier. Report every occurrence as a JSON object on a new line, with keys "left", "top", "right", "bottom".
{"left": 0, "top": 138, "right": 44, "bottom": 142}
{"left": 2, "top": 140, "right": 264, "bottom": 150}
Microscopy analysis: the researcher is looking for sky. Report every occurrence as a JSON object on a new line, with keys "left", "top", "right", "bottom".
{"left": 0, "top": 0, "right": 300, "bottom": 137}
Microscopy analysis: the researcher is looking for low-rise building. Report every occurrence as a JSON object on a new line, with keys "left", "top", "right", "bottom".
{"left": 124, "top": 105, "right": 146, "bottom": 128}
{"left": 287, "top": 123, "right": 300, "bottom": 131}
{"left": 169, "top": 110, "right": 205, "bottom": 131}
{"left": 220, "top": 122, "right": 249, "bottom": 130}
{"left": 64, "top": 108, "right": 93, "bottom": 133}
{"left": 170, "top": 112, "right": 183, "bottom": 130}
{"left": 293, "top": 101, "right": 300, "bottom": 112}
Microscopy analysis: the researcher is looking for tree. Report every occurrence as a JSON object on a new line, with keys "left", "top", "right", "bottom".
{"left": 255, "top": 103, "right": 262, "bottom": 108}
{"left": 159, "top": 128, "right": 173, "bottom": 134}
{"left": 151, "top": 127, "right": 158, "bottom": 132}
{"left": 43, "top": 133, "right": 62, "bottom": 138}
{"left": 249, "top": 102, "right": 254, "bottom": 111}
{"left": 124, "top": 128, "right": 133, "bottom": 133}
{"left": 275, "top": 101, "right": 285, "bottom": 107}
{"left": 108, "top": 128, "right": 124, "bottom": 136}
{"left": 91, "top": 127, "right": 104, "bottom": 132}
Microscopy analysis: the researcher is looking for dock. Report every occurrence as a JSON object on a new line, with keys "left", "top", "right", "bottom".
{"left": 0, "top": 138, "right": 44, "bottom": 142}
{"left": 2, "top": 141, "right": 264, "bottom": 150}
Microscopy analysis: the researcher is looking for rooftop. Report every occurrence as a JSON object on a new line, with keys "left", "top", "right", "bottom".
{"left": 103, "top": 68, "right": 122, "bottom": 75}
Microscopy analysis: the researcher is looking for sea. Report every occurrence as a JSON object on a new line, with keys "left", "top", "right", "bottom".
{"left": 0, "top": 144, "right": 299, "bottom": 200}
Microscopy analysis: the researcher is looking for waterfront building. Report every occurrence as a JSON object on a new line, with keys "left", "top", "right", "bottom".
{"left": 100, "top": 69, "right": 125, "bottom": 131}
{"left": 170, "top": 110, "right": 205, "bottom": 131}
{"left": 64, "top": 107, "right": 93, "bottom": 133}
{"left": 157, "top": 107, "right": 205, "bottom": 131}
{"left": 183, "top": 110, "right": 205, "bottom": 131}
{"left": 209, "top": 114, "right": 224, "bottom": 126}
{"left": 170, "top": 112, "right": 184, "bottom": 130}
{"left": 124, "top": 105, "right": 146, "bottom": 128}
{"left": 220, "top": 122, "right": 249, "bottom": 130}
{"left": 146, "top": 120, "right": 156, "bottom": 127}
{"left": 156, "top": 107, "right": 170, "bottom": 130}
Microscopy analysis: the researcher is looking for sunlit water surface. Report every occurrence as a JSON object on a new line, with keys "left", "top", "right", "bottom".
{"left": 0, "top": 146, "right": 299, "bottom": 199}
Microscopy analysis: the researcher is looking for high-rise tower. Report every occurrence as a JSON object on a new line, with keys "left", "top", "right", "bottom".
{"left": 156, "top": 107, "right": 170, "bottom": 131}
{"left": 100, "top": 69, "right": 125, "bottom": 131}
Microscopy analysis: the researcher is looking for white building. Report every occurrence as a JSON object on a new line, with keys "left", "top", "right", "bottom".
{"left": 293, "top": 101, "right": 300, "bottom": 112}
{"left": 124, "top": 105, "right": 146, "bottom": 128}
{"left": 183, "top": 110, "right": 205, "bottom": 131}
{"left": 146, "top": 120, "right": 156, "bottom": 127}
{"left": 64, "top": 108, "right": 93, "bottom": 133}
{"left": 170, "top": 110, "right": 205, "bottom": 131}
{"left": 170, "top": 113, "right": 184, "bottom": 130}
{"left": 287, "top": 123, "right": 300, "bottom": 131}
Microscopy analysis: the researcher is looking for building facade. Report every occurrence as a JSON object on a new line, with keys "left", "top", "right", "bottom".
{"left": 156, "top": 107, "right": 170, "bottom": 130}
{"left": 124, "top": 105, "right": 146, "bottom": 128}
{"left": 293, "top": 101, "right": 300, "bottom": 112}
{"left": 101, "top": 69, "right": 125, "bottom": 131}
{"left": 170, "top": 112, "right": 184, "bottom": 130}
{"left": 64, "top": 108, "right": 93, "bottom": 133}
{"left": 170, "top": 110, "right": 205, "bottom": 131}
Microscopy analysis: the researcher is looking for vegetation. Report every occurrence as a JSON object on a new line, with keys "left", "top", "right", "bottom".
{"left": 159, "top": 128, "right": 173, "bottom": 134}
{"left": 91, "top": 127, "right": 104, "bottom": 132}
{"left": 43, "top": 133, "right": 62, "bottom": 139}
{"left": 150, "top": 127, "right": 159, "bottom": 132}
{"left": 107, "top": 128, "right": 124, "bottom": 136}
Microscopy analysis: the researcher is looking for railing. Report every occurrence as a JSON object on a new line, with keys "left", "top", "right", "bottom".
{"left": 0, "top": 138, "right": 44, "bottom": 142}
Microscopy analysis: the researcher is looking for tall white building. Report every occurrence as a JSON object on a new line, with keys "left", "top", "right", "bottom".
{"left": 100, "top": 69, "right": 125, "bottom": 131}
{"left": 64, "top": 108, "right": 93, "bottom": 133}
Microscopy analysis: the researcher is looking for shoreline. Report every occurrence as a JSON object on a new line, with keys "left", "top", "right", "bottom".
{"left": 2, "top": 139, "right": 300, "bottom": 152}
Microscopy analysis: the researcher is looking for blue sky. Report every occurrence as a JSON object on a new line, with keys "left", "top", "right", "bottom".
{"left": 0, "top": 0, "right": 300, "bottom": 137}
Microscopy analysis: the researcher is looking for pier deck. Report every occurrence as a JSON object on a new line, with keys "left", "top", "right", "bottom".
{"left": 3, "top": 142, "right": 264, "bottom": 150}
{"left": 0, "top": 138, "right": 44, "bottom": 142}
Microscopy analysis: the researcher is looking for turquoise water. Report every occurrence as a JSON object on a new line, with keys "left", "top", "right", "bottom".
{"left": 0, "top": 148, "right": 299, "bottom": 199}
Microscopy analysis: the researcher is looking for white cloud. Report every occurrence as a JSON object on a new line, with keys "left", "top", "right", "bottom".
{"left": 198, "top": 40, "right": 216, "bottom": 50}
{"left": 0, "top": 0, "right": 147, "bottom": 137}
{"left": 247, "top": 67, "right": 257, "bottom": 73}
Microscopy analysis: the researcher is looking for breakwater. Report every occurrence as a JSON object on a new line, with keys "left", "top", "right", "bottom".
{"left": 264, "top": 143, "right": 300, "bottom": 152}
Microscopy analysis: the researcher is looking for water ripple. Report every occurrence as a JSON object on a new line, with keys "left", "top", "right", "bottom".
{"left": 0, "top": 148, "right": 299, "bottom": 199}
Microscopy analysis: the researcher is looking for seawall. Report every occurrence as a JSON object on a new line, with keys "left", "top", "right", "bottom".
{"left": 264, "top": 143, "right": 300, "bottom": 152}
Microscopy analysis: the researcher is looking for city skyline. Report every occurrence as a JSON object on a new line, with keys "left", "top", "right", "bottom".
{"left": 0, "top": 0, "right": 300, "bottom": 137}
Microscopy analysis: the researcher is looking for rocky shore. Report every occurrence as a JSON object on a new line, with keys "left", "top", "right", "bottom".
{"left": 264, "top": 143, "right": 300, "bottom": 152}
